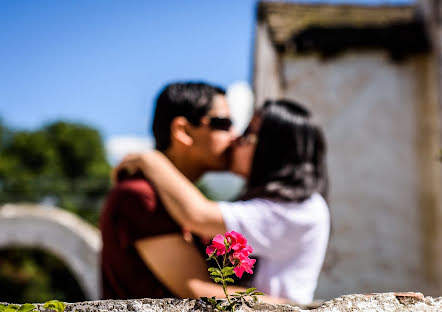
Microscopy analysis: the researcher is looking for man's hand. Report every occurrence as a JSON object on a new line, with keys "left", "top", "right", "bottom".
{"left": 112, "top": 151, "right": 165, "bottom": 185}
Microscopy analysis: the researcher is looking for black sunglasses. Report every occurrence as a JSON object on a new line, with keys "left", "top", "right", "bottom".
{"left": 208, "top": 117, "right": 233, "bottom": 131}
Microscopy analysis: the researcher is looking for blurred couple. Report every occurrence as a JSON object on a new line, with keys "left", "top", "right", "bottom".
{"left": 99, "top": 82, "right": 330, "bottom": 305}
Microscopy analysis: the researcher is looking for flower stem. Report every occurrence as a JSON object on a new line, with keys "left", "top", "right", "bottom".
{"left": 214, "top": 257, "right": 231, "bottom": 305}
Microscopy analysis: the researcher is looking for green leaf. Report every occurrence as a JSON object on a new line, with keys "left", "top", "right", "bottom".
{"left": 17, "top": 305, "right": 37, "bottom": 312}
{"left": 43, "top": 300, "right": 66, "bottom": 312}
{"left": 210, "top": 271, "right": 222, "bottom": 277}
{"left": 4, "top": 305, "right": 20, "bottom": 312}
{"left": 222, "top": 267, "right": 234, "bottom": 274}
{"left": 214, "top": 277, "right": 224, "bottom": 283}
{"left": 0, "top": 304, "right": 7, "bottom": 312}
{"left": 252, "top": 292, "right": 264, "bottom": 296}
{"left": 225, "top": 278, "right": 234, "bottom": 283}
{"left": 246, "top": 287, "right": 256, "bottom": 294}
{"left": 221, "top": 267, "right": 234, "bottom": 277}
{"left": 208, "top": 268, "right": 222, "bottom": 276}
{"left": 252, "top": 296, "right": 258, "bottom": 302}
{"left": 200, "top": 296, "right": 219, "bottom": 307}
{"left": 210, "top": 275, "right": 223, "bottom": 282}
{"left": 235, "top": 291, "right": 245, "bottom": 295}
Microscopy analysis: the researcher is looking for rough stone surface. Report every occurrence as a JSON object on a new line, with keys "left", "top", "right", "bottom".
{"left": 2, "top": 293, "right": 441, "bottom": 312}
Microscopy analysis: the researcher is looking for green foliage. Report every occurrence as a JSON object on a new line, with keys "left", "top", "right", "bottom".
{"left": 44, "top": 122, "right": 109, "bottom": 180}
{"left": 231, "top": 288, "right": 264, "bottom": 303}
{"left": 0, "top": 120, "right": 110, "bottom": 302}
{"left": 3, "top": 305, "right": 21, "bottom": 312}
{"left": 17, "top": 304, "right": 37, "bottom": 312}
{"left": 201, "top": 288, "right": 264, "bottom": 312}
{"left": 0, "top": 304, "right": 36, "bottom": 312}
{"left": 205, "top": 253, "right": 262, "bottom": 311}
{"left": 0, "top": 300, "right": 65, "bottom": 312}
{"left": 0, "top": 120, "right": 111, "bottom": 225}
{"left": 43, "top": 300, "right": 65, "bottom": 312}
{"left": 221, "top": 267, "right": 234, "bottom": 276}
{"left": 0, "top": 248, "right": 85, "bottom": 303}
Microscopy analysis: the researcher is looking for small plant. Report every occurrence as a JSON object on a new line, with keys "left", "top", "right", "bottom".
{"left": 201, "top": 231, "right": 263, "bottom": 311}
{"left": 0, "top": 300, "right": 65, "bottom": 312}
{"left": 42, "top": 300, "right": 66, "bottom": 312}
{"left": 0, "top": 304, "right": 37, "bottom": 312}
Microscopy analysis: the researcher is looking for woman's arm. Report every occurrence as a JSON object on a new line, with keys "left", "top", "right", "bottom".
{"left": 114, "top": 151, "right": 227, "bottom": 238}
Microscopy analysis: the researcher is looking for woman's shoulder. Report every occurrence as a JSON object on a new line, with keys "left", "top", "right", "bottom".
{"left": 219, "top": 194, "right": 329, "bottom": 219}
{"left": 254, "top": 194, "right": 329, "bottom": 223}
{"left": 240, "top": 193, "right": 327, "bottom": 209}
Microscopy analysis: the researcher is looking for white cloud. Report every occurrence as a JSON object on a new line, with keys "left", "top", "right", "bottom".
{"left": 105, "top": 135, "right": 154, "bottom": 165}
{"left": 227, "top": 81, "right": 254, "bottom": 134}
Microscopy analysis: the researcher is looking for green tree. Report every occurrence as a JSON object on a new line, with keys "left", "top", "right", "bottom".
{"left": 44, "top": 122, "right": 109, "bottom": 180}
{"left": 0, "top": 120, "right": 111, "bottom": 224}
{"left": 42, "top": 122, "right": 111, "bottom": 223}
{"left": 0, "top": 120, "right": 111, "bottom": 303}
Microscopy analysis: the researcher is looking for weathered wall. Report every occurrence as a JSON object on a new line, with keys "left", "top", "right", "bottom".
{"left": 253, "top": 21, "right": 282, "bottom": 109}
{"left": 278, "top": 51, "right": 442, "bottom": 299}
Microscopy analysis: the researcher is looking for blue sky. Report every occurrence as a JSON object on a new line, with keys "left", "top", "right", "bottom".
{"left": 0, "top": 0, "right": 414, "bottom": 145}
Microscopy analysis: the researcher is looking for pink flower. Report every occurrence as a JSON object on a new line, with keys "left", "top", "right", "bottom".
{"left": 230, "top": 251, "right": 256, "bottom": 278}
{"left": 240, "top": 244, "right": 253, "bottom": 256}
{"left": 205, "top": 245, "right": 217, "bottom": 257}
{"left": 206, "top": 231, "right": 256, "bottom": 278}
{"left": 225, "top": 231, "right": 248, "bottom": 252}
{"left": 206, "top": 234, "right": 226, "bottom": 256}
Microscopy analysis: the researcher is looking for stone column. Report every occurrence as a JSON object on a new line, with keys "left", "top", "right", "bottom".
{"left": 252, "top": 21, "right": 282, "bottom": 109}
{"left": 417, "top": 0, "right": 442, "bottom": 295}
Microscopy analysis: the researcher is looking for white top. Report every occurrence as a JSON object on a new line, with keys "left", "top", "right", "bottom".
{"left": 218, "top": 193, "right": 329, "bottom": 305}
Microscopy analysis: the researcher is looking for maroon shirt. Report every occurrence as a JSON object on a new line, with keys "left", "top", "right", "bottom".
{"left": 100, "top": 176, "right": 181, "bottom": 299}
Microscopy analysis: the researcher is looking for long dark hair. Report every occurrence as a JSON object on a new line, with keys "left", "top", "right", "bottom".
{"left": 243, "top": 99, "right": 328, "bottom": 202}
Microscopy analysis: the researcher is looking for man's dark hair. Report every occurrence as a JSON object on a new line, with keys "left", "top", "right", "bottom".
{"left": 152, "top": 82, "right": 225, "bottom": 151}
{"left": 244, "top": 99, "right": 328, "bottom": 202}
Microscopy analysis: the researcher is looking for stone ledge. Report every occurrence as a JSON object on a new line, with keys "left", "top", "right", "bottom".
{"left": 2, "top": 293, "right": 441, "bottom": 311}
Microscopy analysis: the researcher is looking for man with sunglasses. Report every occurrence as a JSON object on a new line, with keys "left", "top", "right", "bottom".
{"left": 100, "top": 82, "right": 237, "bottom": 300}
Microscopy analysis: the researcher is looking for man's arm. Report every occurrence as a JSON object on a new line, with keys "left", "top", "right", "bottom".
{"left": 135, "top": 233, "right": 287, "bottom": 304}
{"left": 115, "top": 151, "right": 227, "bottom": 238}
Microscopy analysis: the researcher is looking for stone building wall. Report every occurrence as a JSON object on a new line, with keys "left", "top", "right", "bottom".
{"left": 280, "top": 51, "right": 440, "bottom": 299}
